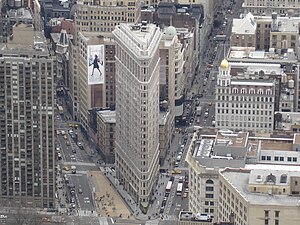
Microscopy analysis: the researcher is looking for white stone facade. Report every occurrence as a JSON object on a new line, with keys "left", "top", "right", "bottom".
{"left": 215, "top": 59, "right": 276, "bottom": 134}
{"left": 113, "top": 23, "right": 161, "bottom": 203}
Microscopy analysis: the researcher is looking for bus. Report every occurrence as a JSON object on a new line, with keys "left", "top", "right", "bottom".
{"left": 176, "top": 183, "right": 183, "bottom": 196}
{"left": 166, "top": 181, "right": 173, "bottom": 193}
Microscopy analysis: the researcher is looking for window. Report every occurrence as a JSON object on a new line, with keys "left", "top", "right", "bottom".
{"left": 206, "top": 186, "right": 214, "bottom": 191}
{"left": 275, "top": 211, "right": 280, "bottom": 217}
{"left": 275, "top": 219, "right": 279, "bottom": 225}
{"left": 264, "top": 219, "right": 269, "bottom": 225}
{"left": 261, "top": 156, "right": 266, "bottom": 160}
{"left": 264, "top": 210, "right": 269, "bottom": 217}
{"left": 206, "top": 194, "right": 214, "bottom": 198}
{"left": 267, "top": 156, "right": 271, "bottom": 161}
{"left": 293, "top": 157, "right": 297, "bottom": 162}
{"left": 274, "top": 156, "right": 279, "bottom": 161}
{"left": 280, "top": 157, "right": 284, "bottom": 161}
{"left": 206, "top": 179, "right": 214, "bottom": 184}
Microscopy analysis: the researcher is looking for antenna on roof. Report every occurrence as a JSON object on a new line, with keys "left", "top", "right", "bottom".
{"left": 223, "top": 44, "right": 226, "bottom": 59}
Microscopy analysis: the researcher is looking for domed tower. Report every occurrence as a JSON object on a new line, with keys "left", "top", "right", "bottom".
{"left": 217, "top": 58, "right": 231, "bottom": 86}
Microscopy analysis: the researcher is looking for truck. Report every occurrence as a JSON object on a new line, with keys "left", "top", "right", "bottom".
{"left": 71, "top": 166, "right": 76, "bottom": 174}
{"left": 196, "top": 106, "right": 202, "bottom": 116}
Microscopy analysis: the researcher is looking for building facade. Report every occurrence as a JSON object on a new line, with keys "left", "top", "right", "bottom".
{"left": 219, "top": 168, "right": 300, "bottom": 225}
{"left": 113, "top": 23, "right": 161, "bottom": 205}
{"left": 96, "top": 110, "right": 116, "bottom": 163}
{"left": 215, "top": 59, "right": 276, "bottom": 134}
{"left": 0, "top": 24, "right": 56, "bottom": 208}
{"left": 243, "top": 0, "right": 300, "bottom": 16}
{"left": 75, "top": 0, "right": 141, "bottom": 33}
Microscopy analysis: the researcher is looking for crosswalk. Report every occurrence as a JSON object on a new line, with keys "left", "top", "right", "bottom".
{"left": 98, "top": 217, "right": 109, "bottom": 225}
{"left": 64, "top": 161, "right": 95, "bottom": 166}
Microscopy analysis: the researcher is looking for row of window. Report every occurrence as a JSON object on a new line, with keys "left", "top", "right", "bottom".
{"left": 217, "top": 109, "right": 273, "bottom": 115}
{"left": 261, "top": 155, "right": 298, "bottom": 162}
{"left": 217, "top": 115, "right": 272, "bottom": 121}
{"left": 217, "top": 102, "right": 273, "bottom": 109}
{"left": 217, "top": 121, "right": 272, "bottom": 128}
{"left": 216, "top": 94, "right": 274, "bottom": 102}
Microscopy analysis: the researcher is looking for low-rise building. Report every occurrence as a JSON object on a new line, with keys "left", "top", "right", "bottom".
{"left": 219, "top": 167, "right": 300, "bottom": 225}
{"left": 231, "top": 12, "right": 256, "bottom": 48}
{"left": 186, "top": 129, "right": 300, "bottom": 221}
{"left": 96, "top": 110, "right": 116, "bottom": 164}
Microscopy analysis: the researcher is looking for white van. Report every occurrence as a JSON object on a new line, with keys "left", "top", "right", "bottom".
{"left": 176, "top": 155, "right": 182, "bottom": 161}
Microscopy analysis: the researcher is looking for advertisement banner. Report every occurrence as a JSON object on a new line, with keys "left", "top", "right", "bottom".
{"left": 87, "top": 45, "right": 105, "bottom": 85}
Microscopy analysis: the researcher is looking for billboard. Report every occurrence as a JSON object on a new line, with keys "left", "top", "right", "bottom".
{"left": 87, "top": 45, "right": 105, "bottom": 85}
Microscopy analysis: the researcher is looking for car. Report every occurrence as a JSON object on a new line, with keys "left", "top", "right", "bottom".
{"left": 56, "top": 130, "right": 61, "bottom": 135}
{"left": 72, "top": 149, "right": 76, "bottom": 154}
{"left": 159, "top": 208, "right": 164, "bottom": 214}
{"left": 61, "top": 130, "right": 66, "bottom": 135}
{"left": 165, "top": 192, "right": 170, "bottom": 197}
{"left": 63, "top": 166, "right": 70, "bottom": 171}
{"left": 71, "top": 203, "right": 76, "bottom": 208}
{"left": 170, "top": 176, "right": 175, "bottom": 181}
{"left": 57, "top": 153, "right": 62, "bottom": 160}
{"left": 77, "top": 142, "right": 84, "bottom": 150}
{"left": 179, "top": 176, "right": 184, "bottom": 183}
{"left": 66, "top": 141, "right": 70, "bottom": 146}
{"left": 63, "top": 135, "right": 68, "bottom": 140}
{"left": 174, "top": 162, "right": 179, "bottom": 167}
{"left": 69, "top": 130, "right": 74, "bottom": 135}
{"left": 208, "top": 102, "right": 212, "bottom": 106}
{"left": 178, "top": 151, "right": 183, "bottom": 155}
{"left": 78, "top": 188, "right": 83, "bottom": 194}
{"left": 0, "top": 215, "right": 7, "bottom": 219}
{"left": 183, "top": 192, "right": 188, "bottom": 198}
{"left": 42, "top": 217, "right": 51, "bottom": 222}
{"left": 185, "top": 188, "right": 189, "bottom": 193}
{"left": 204, "top": 112, "right": 209, "bottom": 118}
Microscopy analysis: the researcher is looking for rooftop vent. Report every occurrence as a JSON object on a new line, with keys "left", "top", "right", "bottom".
{"left": 256, "top": 174, "right": 263, "bottom": 182}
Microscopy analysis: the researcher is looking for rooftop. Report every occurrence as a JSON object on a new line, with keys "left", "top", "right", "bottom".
{"left": 178, "top": 211, "right": 213, "bottom": 223}
{"left": 7, "top": 8, "right": 33, "bottom": 20}
{"left": 232, "top": 12, "right": 256, "bottom": 35}
{"left": 97, "top": 110, "right": 116, "bottom": 124}
{"left": 294, "top": 133, "right": 300, "bottom": 144}
{"left": 215, "top": 130, "right": 248, "bottom": 148}
{"left": 276, "top": 112, "right": 300, "bottom": 131}
{"left": 228, "top": 47, "right": 298, "bottom": 63}
{"left": 248, "top": 169, "right": 298, "bottom": 186}
{"left": 221, "top": 168, "right": 300, "bottom": 206}
{"left": 113, "top": 23, "right": 161, "bottom": 58}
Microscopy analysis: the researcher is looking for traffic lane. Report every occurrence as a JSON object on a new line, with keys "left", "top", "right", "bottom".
{"left": 69, "top": 174, "right": 94, "bottom": 211}
{"left": 169, "top": 194, "right": 189, "bottom": 215}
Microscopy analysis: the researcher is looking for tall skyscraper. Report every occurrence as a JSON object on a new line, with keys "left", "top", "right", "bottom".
{"left": 0, "top": 24, "right": 56, "bottom": 208}
{"left": 113, "top": 23, "right": 162, "bottom": 205}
